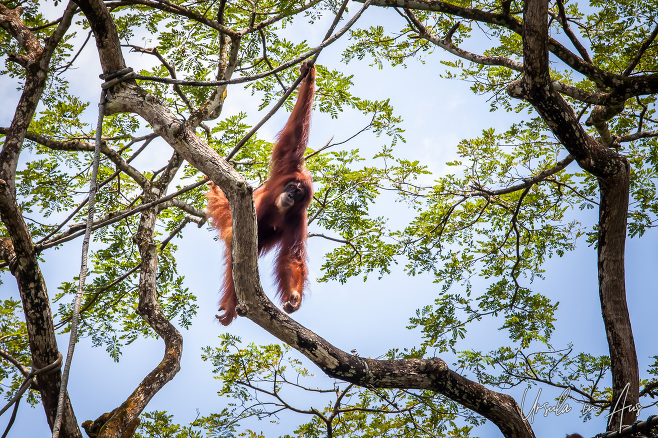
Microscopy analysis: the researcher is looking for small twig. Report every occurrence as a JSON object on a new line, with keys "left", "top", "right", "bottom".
{"left": 308, "top": 233, "right": 362, "bottom": 264}
{"left": 305, "top": 112, "right": 377, "bottom": 160}
{"left": 471, "top": 155, "right": 574, "bottom": 196}
{"left": 545, "top": 177, "right": 599, "bottom": 205}
{"left": 311, "top": 0, "right": 350, "bottom": 66}
{"left": 258, "top": 29, "right": 287, "bottom": 92}
{"left": 29, "top": 16, "right": 65, "bottom": 32}
{"left": 56, "top": 30, "right": 92, "bottom": 74}
{"left": 304, "top": 136, "right": 334, "bottom": 160}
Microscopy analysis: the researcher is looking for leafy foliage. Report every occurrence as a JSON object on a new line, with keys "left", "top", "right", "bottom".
{"left": 3, "top": 0, "right": 658, "bottom": 435}
{"left": 192, "top": 335, "right": 483, "bottom": 437}
{"left": 0, "top": 299, "right": 38, "bottom": 406}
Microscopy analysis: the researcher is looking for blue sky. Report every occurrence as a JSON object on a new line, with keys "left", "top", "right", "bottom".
{"left": 1, "top": 3, "right": 657, "bottom": 438}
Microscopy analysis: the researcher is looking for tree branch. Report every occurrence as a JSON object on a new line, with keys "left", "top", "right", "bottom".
{"left": 36, "top": 178, "right": 207, "bottom": 251}
{"left": 622, "top": 22, "right": 658, "bottom": 76}
{"left": 404, "top": 9, "right": 605, "bottom": 105}
{"left": 0, "top": 3, "right": 82, "bottom": 436}
{"left": 470, "top": 155, "right": 574, "bottom": 196}
{"left": 86, "top": 180, "right": 183, "bottom": 437}
{"left": 554, "top": 0, "right": 592, "bottom": 64}
{"left": 515, "top": 0, "right": 638, "bottom": 430}
{"left": 105, "top": 0, "right": 238, "bottom": 38}
{"left": 4, "top": 128, "right": 149, "bottom": 186}
{"left": 124, "top": 44, "right": 194, "bottom": 111}
{"left": 359, "top": 0, "right": 658, "bottom": 96}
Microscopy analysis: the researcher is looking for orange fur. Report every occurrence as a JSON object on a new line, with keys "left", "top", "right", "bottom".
{"left": 207, "top": 62, "right": 315, "bottom": 325}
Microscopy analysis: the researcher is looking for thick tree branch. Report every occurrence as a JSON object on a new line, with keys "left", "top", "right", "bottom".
{"left": 105, "top": 0, "right": 238, "bottom": 38}
{"left": 512, "top": 0, "right": 638, "bottom": 430}
{"left": 0, "top": 3, "right": 83, "bottom": 437}
{"left": 0, "top": 182, "right": 81, "bottom": 438}
{"left": 85, "top": 185, "right": 183, "bottom": 437}
{"left": 96, "top": 43, "right": 538, "bottom": 438}
{"left": 163, "top": 198, "right": 205, "bottom": 218}
{"left": 618, "top": 129, "right": 658, "bottom": 142}
{"left": 359, "top": 0, "right": 658, "bottom": 97}
{"left": 233, "top": 285, "right": 537, "bottom": 438}
{"left": 1, "top": 2, "right": 75, "bottom": 192}
{"left": 0, "top": 5, "right": 42, "bottom": 57}
{"left": 97, "top": 30, "right": 539, "bottom": 438}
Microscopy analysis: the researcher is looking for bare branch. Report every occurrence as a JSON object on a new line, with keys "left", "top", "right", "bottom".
{"left": 404, "top": 9, "right": 604, "bottom": 105}
{"left": 618, "top": 129, "right": 658, "bottom": 142}
{"left": 37, "top": 178, "right": 207, "bottom": 251}
{"left": 470, "top": 155, "right": 574, "bottom": 196}
{"left": 509, "top": 186, "right": 531, "bottom": 307}
{"left": 259, "top": 28, "right": 288, "bottom": 92}
{"left": 125, "top": 44, "right": 194, "bottom": 111}
{"left": 623, "top": 22, "right": 658, "bottom": 76}
{"left": 554, "top": 0, "right": 593, "bottom": 64}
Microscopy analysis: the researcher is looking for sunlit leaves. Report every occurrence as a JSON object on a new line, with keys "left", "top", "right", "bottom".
{"left": 4, "top": 0, "right": 413, "bottom": 365}
{"left": 195, "top": 336, "right": 481, "bottom": 437}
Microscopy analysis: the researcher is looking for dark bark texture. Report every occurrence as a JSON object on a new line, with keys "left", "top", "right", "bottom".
{"left": 0, "top": 3, "right": 82, "bottom": 437}
{"left": 515, "top": 0, "right": 638, "bottom": 430}
{"left": 1, "top": 0, "right": 644, "bottom": 436}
